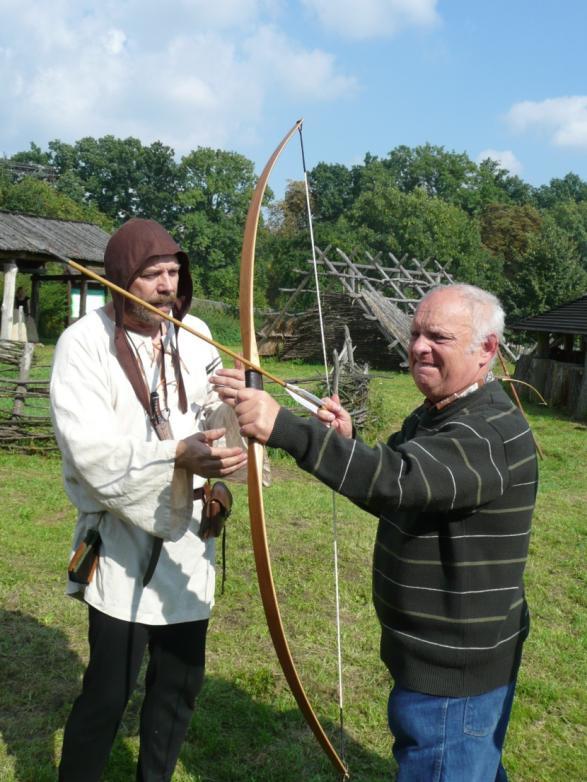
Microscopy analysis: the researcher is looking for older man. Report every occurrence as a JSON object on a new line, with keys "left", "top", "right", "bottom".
{"left": 51, "top": 219, "right": 246, "bottom": 782}
{"left": 223, "top": 284, "right": 537, "bottom": 781}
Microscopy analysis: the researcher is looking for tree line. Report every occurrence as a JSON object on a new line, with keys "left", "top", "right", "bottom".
{"left": 2, "top": 135, "right": 587, "bottom": 325}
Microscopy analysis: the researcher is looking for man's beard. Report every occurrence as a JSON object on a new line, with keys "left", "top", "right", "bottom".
{"left": 126, "top": 295, "right": 176, "bottom": 328}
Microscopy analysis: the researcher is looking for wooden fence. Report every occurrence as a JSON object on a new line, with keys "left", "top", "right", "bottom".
{"left": 0, "top": 340, "right": 56, "bottom": 453}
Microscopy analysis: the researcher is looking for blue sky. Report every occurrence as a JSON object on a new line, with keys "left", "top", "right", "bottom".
{"left": 2, "top": 0, "right": 587, "bottom": 197}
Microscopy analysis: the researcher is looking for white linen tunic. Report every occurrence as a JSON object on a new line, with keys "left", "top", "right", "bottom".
{"left": 50, "top": 308, "right": 243, "bottom": 625}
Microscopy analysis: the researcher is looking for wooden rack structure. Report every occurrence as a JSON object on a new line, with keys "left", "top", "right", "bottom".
{"left": 258, "top": 247, "right": 517, "bottom": 367}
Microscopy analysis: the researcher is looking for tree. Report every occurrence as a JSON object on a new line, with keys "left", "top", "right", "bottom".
{"left": 307, "top": 162, "right": 355, "bottom": 223}
{"left": 0, "top": 176, "right": 111, "bottom": 229}
{"left": 545, "top": 200, "right": 587, "bottom": 271}
{"left": 534, "top": 172, "right": 587, "bottom": 209}
{"left": 505, "top": 216, "right": 587, "bottom": 320}
{"left": 44, "top": 136, "right": 180, "bottom": 225}
{"left": 9, "top": 142, "right": 51, "bottom": 166}
{"left": 470, "top": 159, "right": 534, "bottom": 210}
{"left": 347, "top": 181, "right": 497, "bottom": 287}
{"left": 176, "top": 148, "right": 257, "bottom": 303}
{"left": 480, "top": 203, "right": 542, "bottom": 273}
{"left": 383, "top": 144, "right": 476, "bottom": 205}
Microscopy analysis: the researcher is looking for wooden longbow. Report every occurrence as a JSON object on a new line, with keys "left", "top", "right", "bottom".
{"left": 239, "top": 119, "right": 349, "bottom": 780}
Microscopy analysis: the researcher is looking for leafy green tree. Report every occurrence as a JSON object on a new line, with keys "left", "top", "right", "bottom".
{"left": 480, "top": 203, "right": 542, "bottom": 271}
{"left": 382, "top": 144, "right": 476, "bottom": 204}
{"left": 504, "top": 215, "right": 587, "bottom": 320}
{"left": 0, "top": 176, "right": 111, "bottom": 229}
{"left": 534, "top": 172, "right": 587, "bottom": 209}
{"left": 258, "top": 228, "right": 314, "bottom": 307}
{"left": 266, "top": 180, "right": 310, "bottom": 234}
{"left": 8, "top": 142, "right": 51, "bottom": 166}
{"left": 545, "top": 200, "right": 587, "bottom": 271}
{"left": 176, "top": 148, "right": 257, "bottom": 303}
{"left": 307, "top": 162, "right": 356, "bottom": 223}
{"left": 41, "top": 136, "right": 179, "bottom": 225}
{"left": 469, "top": 159, "right": 534, "bottom": 211}
{"left": 346, "top": 181, "right": 497, "bottom": 287}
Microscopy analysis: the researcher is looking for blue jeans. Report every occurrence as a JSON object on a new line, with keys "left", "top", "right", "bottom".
{"left": 387, "top": 680, "right": 517, "bottom": 782}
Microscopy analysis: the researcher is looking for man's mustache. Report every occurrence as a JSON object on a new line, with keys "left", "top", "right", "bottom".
{"left": 147, "top": 295, "right": 177, "bottom": 306}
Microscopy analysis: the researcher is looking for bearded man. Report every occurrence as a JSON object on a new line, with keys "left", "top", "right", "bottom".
{"left": 51, "top": 218, "right": 246, "bottom": 782}
{"left": 220, "top": 284, "right": 537, "bottom": 782}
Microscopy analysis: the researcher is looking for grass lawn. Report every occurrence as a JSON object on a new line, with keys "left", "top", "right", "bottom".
{"left": 0, "top": 342, "right": 585, "bottom": 781}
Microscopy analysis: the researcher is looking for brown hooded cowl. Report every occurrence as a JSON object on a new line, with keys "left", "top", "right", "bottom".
{"left": 103, "top": 218, "right": 193, "bottom": 418}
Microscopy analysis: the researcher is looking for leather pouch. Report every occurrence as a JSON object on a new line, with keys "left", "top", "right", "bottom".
{"left": 198, "top": 481, "right": 233, "bottom": 541}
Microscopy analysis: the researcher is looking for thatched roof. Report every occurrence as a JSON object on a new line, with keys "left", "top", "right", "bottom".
{"left": 510, "top": 294, "right": 587, "bottom": 337}
{"left": 0, "top": 211, "right": 110, "bottom": 271}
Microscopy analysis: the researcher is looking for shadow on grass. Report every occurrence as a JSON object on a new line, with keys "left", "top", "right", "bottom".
{"left": 0, "top": 609, "right": 93, "bottom": 781}
{"left": 180, "top": 676, "right": 393, "bottom": 782}
{"left": 0, "top": 611, "right": 392, "bottom": 781}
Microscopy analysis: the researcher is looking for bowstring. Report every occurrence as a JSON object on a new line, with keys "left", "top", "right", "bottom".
{"left": 298, "top": 124, "right": 347, "bottom": 763}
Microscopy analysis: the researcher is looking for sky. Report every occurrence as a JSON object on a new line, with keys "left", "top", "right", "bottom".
{"left": 2, "top": 0, "right": 587, "bottom": 197}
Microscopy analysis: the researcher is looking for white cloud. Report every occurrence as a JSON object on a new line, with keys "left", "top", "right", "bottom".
{"left": 477, "top": 149, "right": 523, "bottom": 176}
{"left": 302, "top": 0, "right": 439, "bottom": 40}
{"left": 243, "top": 25, "right": 358, "bottom": 100}
{"left": 175, "top": 0, "right": 279, "bottom": 29}
{"left": 0, "top": 0, "right": 356, "bottom": 156}
{"left": 103, "top": 29, "right": 127, "bottom": 55}
{"left": 506, "top": 96, "right": 587, "bottom": 149}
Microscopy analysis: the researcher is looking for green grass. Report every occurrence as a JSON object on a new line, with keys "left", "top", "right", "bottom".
{"left": 0, "top": 351, "right": 585, "bottom": 781}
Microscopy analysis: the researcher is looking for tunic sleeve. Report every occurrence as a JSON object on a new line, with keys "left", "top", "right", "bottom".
{"left": 50, "top": 324, "right": 192, "bottom": 541}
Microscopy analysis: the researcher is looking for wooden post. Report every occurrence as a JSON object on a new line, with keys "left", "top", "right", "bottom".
{"left": 12, "top": 342, "right": 34, "bottom": 417}
{"left": 31, "top": 275, "right": 40, "bottom": 322}
{"left": 80, "top": 278, "right": 88, "bottom": 318}
{"left": 576, "top": 348, "right": 587, "bottom": 420}
{"left": 1, "top": 262, "right": 18, "bottom": 340}
{"left": 564, "top": 333, "right": 574, "bottom": 356}
{"left": 537, "top": 332, "right": 549, "bottom": 359}
{"left": 66, "top": 277, "right": 72, "bottom": 327}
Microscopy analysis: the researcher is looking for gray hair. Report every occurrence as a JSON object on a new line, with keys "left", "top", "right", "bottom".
{"left": 417, "top": 283, "right": 505, "bottom": 352}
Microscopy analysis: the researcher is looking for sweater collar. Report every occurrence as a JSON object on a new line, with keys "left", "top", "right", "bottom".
{"left": 425, "top": 372, "right": 494, "bottom": 412}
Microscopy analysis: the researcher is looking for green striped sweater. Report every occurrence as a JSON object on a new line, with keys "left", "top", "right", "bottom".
{"left": 268, "top": 381, "right": 537, "bottom": 697}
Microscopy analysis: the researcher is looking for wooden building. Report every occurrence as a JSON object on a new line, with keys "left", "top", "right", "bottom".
{"left": 511, "top": 294, "right": 587, "bottom": 420}
{"left": 0, "top": 211, "right": 110, "bottom": 340}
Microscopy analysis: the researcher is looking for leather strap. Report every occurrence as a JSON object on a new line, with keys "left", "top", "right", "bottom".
{"left": 143, "top": 490, "right": 207, "bottom": 587}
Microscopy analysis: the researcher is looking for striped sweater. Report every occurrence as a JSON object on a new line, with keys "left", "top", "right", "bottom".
{"left": 268, "top": 380, "right": 537, "bottom": 697}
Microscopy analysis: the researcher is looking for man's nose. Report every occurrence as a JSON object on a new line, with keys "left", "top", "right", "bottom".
{"left": 157, "top": 273, "right": 176, "bottom": 291}
{"left": 411, "top": 335, "right": 431, "bottom": 355}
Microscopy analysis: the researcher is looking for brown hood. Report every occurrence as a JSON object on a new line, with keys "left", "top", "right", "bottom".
{"left": 104, "top": 218, "right": 192, "bottom": 325}
{"left": 104, "top": 218, "right": 192, "bottom": 418}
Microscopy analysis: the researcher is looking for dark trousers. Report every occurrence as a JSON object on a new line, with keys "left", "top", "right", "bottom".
{"left": 59, "top": 606, "right": 208, "bottom": 782}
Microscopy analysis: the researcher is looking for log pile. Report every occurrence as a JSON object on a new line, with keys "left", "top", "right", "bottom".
{"left": 270, "top": 293, "right": 406, "bottom": 370}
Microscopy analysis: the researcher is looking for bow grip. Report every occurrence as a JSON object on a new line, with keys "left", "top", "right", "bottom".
{"left": 245, "top": 368, "right": 263, "bottom": 391}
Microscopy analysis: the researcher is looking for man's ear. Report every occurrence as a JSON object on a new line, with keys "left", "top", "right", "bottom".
{"left": 479, "top": 333, "right": 499, "bottom": 367}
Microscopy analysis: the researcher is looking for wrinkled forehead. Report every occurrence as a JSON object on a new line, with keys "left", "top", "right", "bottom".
{"left": 413, "top": 292, "right": 475, "bottom": 331}
{"left": 138, "top": 255, "right": 182, "bottom": 275}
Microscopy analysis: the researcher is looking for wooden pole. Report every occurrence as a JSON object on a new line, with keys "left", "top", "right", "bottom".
{"left": 1, "top": 262, "right": 18, "bottom": 340}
